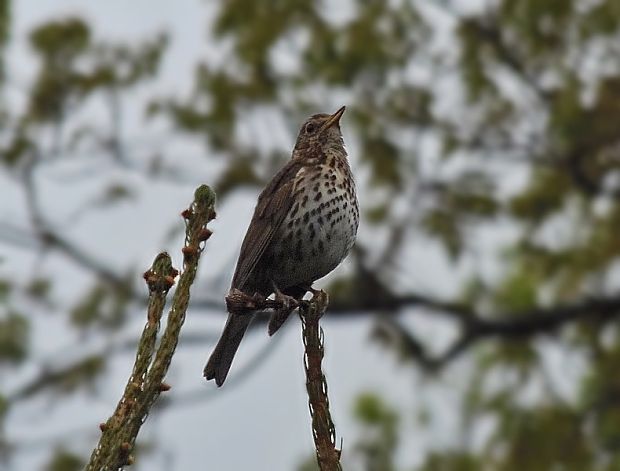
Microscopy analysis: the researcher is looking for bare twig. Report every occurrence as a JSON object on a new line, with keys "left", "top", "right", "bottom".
{"left": 85, "top": 184, "right": 216, "bottom": 471}
{"left": 300, "top": 290, "right": 342, "bottom": 471}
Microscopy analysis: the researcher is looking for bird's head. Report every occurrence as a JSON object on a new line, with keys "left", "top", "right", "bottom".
{"left": 294, "top": 106, "right": 346, "bottom": 152}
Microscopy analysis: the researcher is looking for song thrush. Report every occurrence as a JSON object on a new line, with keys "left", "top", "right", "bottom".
{"left": 204, "top": 106, "right": 359, "bottom": 386}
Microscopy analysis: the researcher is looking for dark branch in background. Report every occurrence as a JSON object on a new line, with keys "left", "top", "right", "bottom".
{"left": 6, "top": 330, "right": 221, "bottom": 404}
{"left": 19, "top": 150, "right": 130, "bottom": 286}
{"left": 85, "top": 185, "right": 215, "bottom": 471}
{"left": 374, "top": 293, "right": 620, "bottom": 371}
{"left": 300, "top": 291, "right": 342, "bottom": 471}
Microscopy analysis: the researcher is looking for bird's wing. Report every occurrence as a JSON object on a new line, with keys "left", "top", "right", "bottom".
{"left": 231, "top": 158, "right": 305, "bottom": 291}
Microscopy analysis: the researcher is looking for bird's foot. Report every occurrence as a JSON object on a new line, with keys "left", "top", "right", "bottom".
{"left": 273, "top": 285, "right": 299, "bottom": 312}
{"left": 298, "top": 288, "right": 328, "bottom": 319}
{"left": 291, "top": 284, "right": 320, "bottom": 310}
{"left": 268, "top": 284, "right": 300, "bottom": 336}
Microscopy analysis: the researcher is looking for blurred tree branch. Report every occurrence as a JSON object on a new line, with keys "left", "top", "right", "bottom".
{"left": 374, "top": 293, "right": 620, "bottom": 370}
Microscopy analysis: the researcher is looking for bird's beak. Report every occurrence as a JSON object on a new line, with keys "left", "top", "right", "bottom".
{"left": 321, "top": 106, "right": 346, "bottom": 132}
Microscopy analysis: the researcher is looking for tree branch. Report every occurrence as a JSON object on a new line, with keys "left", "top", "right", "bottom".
{"left": 375, "top": 294, "right": 620, "bottom": 370}
{"left": 300, "top": 290, "right": 342, "bottom": 471}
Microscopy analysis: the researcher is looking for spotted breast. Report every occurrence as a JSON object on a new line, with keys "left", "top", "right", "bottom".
{"left": 267, "top": 147, "right": 359, "bottom": 289}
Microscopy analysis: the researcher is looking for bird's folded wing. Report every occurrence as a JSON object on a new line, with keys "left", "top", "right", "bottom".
{"left": 231, "top": 159, "right": 304, "bottom": 291}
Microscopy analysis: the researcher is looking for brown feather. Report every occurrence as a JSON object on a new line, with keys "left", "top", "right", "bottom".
{"left": 231, "top": 158, "right": 305, "bottom": 291}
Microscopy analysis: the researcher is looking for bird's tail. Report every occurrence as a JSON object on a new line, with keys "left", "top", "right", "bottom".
{"left": 203, "top": 313, "right": 253, "bottom": 386}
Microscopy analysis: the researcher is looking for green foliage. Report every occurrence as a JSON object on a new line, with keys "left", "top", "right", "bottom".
{"left": 492, "top": 267, "right": 538, "bottom": 312}
{"left": 1, "top": 130, "right": 32, "bottom": 166}
{"left": 353, "top": 393, "right": 398, "bottom": 471}
{"left": 509, "top": 169, "right": 570, "bottom": 224}
{"left": 215, "top": 154, "right": 262, "bottom": 196}
{"left": 30, "top": 18, "right": 90, "bottom": 58}
{"left": 0, "top": 278, "right": 10, "bottom": 303}
{"left": 17, "top": 355, "right": 105, "bottom": 400}
{"left": 0, "top": 0, "right": 10, "bottom": 83}
{"left": 579, "top": 337, "right": 620, "bottom": 451}
{"left": 365, "top": 203, "right": 389, "bottom": 225}
{"left": 0, "top": 393, "right": 8, "bottom": 424}
{"left": 418, "top": 452, "right": 482, "bottom": 471}
{"left": 0, "top": 0, "right": 8, "bottom": 44}
{"left": 27, "top": 18, "right": 90, "bottom": 122}
{"left": 216, "top": 0, "right": 314, "bottom": 78}
{"left": 422, "top": 208, "right": 463, "bottom": 258}
{"left": 1, "top": 15, "right": 168, "bottom": 168}
{"left": 580, "top": 1, "right": 620, "bottom": 37}
{"left": 93, "top": 183, "right": 135, "bottom": 207}
{"left": 25, "top": 277, "right": 52, "bottom": 302}
{"left": 457, "top": 19, "right": 495, "bottom": 101}
{"left": 70, "top": 282, "right": 131, "bottom": 330}
{"left": 362, "top": 136, "right": 402, "bottom": 188}
{"left": 297, "top": 456, "right": 320, "bottom": 471}
{"left": 499, "top": 0, "right": 572, "bottom": 54}
{"left": 0, "top": 312, "right": 29, "bottom": 364}
{"left": 83, "top": 33, "right": 168, "bottom": 90}
{"left": 492, "top": 405, "right": 592, "bottom": 471}
{"left": 46, "top": 448, "right": 84, "bottom": 471}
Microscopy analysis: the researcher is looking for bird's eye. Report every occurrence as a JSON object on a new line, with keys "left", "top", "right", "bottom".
{"left": 305, "top": 123, "right": 316, "bottom": 134}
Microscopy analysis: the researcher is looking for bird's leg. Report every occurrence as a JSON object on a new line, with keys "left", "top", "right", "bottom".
{"left": 295, "top": 284, "right": 319, "bottom": 309}
{"left": 272, "top": 282, "right": 300, "bottom": 311}
{"left": 304, "top": 284, "right": 320, "bottom": 297}
{"left": 268, "top": 282, "right": 300, "bottom": 336}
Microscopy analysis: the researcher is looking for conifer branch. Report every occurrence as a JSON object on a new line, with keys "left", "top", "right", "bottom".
{"left": 85, "top": 185, "right": 216, "bottom": 471}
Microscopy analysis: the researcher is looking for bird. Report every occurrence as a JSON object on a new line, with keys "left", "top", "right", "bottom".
{"left": 203, "top": 106, "right": 359, "bottom": 386}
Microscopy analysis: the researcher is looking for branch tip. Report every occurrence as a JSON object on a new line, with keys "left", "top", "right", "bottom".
{"left": 193, "top": 184, "right": 216, "bottom": 209}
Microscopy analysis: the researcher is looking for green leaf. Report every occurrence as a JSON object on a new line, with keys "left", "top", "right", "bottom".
{"left": 25, "top": 277, "right": 51, "bottom": 302}
{"left": 70, "top": 282, "right": 130, "bottom": 330}
{"left": 0, "top": 312, "right": 29, "bottom": 364}
{"left": 493, "top": 268, "right": 538, "bottom": 312}
{"left": 46, "top": 448, "right": 84, "bottom": 471}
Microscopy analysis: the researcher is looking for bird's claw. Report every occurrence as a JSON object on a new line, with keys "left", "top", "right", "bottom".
{"left": 268, "top": 283, "right": 300, "bottom": 336}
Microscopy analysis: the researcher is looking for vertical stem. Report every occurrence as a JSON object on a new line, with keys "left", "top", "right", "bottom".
{"left": 85, "top": 185, "right": 216, "bottom": 471}
{"left": 300, "top": 290, "right": 342, "bottom": 471}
